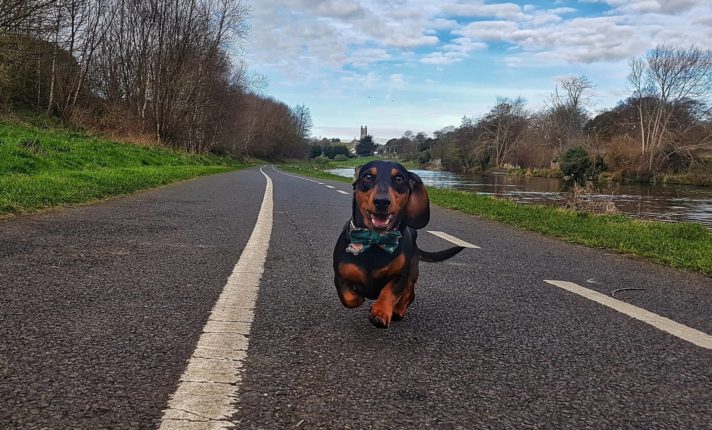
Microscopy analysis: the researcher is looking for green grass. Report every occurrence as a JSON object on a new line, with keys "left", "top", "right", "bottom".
{"left": 281, "top": 163, "right": 712, "bottom": 277}
{"left": 0, "top": 120, "right": 246, "bottom": 214}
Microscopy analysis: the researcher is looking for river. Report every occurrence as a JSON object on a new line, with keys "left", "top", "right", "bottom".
{"left": 329, "top": 168, "right": 712, "bottom": 228}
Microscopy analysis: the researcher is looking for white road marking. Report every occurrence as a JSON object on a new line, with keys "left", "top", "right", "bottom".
{"left": 427, "top": 231, "right": 480, "bottom": 248}
{"left": 271, "top": 166, "right": 350, "bottom": 195}
{"left": 544, "top": 280, "right": 712, "bottom": 350}
{"left": 271, "top": 165, "right": 320, "bottom": 183}
{"left": 159, "top": 167, "right": 274, "bottom": 429}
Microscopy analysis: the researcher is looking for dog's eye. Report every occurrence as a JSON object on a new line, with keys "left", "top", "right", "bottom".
{"left": 394, "top": 175, "right": 405, "bottom": 184}
{"left": 363, "top": 173, "right": 374, "bottom": 182}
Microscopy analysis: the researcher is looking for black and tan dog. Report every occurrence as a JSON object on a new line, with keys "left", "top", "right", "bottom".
{"left": 333, "top": 160, "right": 465, "bottom": 328}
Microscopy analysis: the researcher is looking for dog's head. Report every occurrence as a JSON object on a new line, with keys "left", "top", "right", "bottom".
{"left": 351, "top": 160, "right": 430, "bottom": 231}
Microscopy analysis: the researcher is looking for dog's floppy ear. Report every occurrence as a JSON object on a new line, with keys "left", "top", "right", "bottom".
{"left": 404, "top": 171, "right": 430, "bottom": 229}
{"left": 352, "top": 165, "right": 362, "bottom": 189}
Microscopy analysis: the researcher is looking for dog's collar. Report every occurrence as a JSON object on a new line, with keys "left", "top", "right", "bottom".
{"left": 346, "top": 220, "right": 402, "bottom": 255}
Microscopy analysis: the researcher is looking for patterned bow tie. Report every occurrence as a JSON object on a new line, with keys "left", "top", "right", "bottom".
{"left": 346, "top": 221, "right": 402, "bottom": 255}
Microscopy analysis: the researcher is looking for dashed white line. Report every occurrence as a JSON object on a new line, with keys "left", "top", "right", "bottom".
{"left": 271, "top": 166, "right": 351, "bottom": 196}
{"left": 427, "top": 231, "right": 480, "bottom": 248}
{"left": 544, "top": 280, "right": 712, "bottom": 350}
{"left": 271, "top": 165, "right": 320, "bottom": 183}
{"left": 159, "top": 167, "right": 274, "bottom": 429}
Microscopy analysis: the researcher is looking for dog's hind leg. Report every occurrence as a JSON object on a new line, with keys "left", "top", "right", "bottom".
{"left": 335, "top": 276, "right": 365, "bottom": 308}
{"left": 336, "top": 282, "right": 365, "bottom": 309}
{"left": 335, "top": 264, "right": 366, "bottom": 308}
{"left": 392, "top": 263, "right": 418, "bottom": 321}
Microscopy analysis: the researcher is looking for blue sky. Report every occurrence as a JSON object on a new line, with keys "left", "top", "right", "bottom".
{"left": 243, "top": 0, "right": 712, "bottom": 141}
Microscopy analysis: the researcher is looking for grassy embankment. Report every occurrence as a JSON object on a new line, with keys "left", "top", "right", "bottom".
{"left": 281, "top": 160, "right": 712, "bottom": 277}
{"left": 0, "top": 118, "right": 247, "bottom": 215}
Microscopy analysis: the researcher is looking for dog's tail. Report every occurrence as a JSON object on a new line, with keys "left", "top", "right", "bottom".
{"left": 419, "top": 246, "right": 465, "bottom": 263}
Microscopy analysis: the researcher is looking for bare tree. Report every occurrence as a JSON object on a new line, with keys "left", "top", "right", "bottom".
{"left": 479, "top": 97, "right": 529, "bottom": 168}
{"left": 0, "top": 0, "right": 57, "bottom": 32}
{"left": 628, "top": 45, "right": 712, "bottom": 172}
{"left": 545, "top": 75, "right": 594, "bottom": 154}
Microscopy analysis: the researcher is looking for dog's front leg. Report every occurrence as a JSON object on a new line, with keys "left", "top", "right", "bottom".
{"left": 369, "top": 279, "right": 404, "bottom": 328}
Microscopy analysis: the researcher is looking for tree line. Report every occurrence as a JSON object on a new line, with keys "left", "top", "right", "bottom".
{"left": 0, "top": 0, "right": 312, "bottom": 158}
{"left": 379, "top": 45, "right": 712, "bottom": 180}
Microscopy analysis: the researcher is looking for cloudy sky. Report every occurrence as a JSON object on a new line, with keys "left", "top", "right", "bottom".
{"left": 242, "top": 0, "right": 712, "bottom": 141}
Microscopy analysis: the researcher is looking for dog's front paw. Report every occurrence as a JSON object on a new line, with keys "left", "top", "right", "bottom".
{"left": 369, "top": 308, "right": 391, "bottom": 328}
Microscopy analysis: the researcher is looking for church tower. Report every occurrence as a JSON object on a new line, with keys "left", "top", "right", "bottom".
{"left": 360, "top": 125, "right": 368, "bottom": 139}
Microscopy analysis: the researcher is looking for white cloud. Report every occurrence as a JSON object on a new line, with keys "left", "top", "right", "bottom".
{"left": 420, "top": 37, "right": 487, "bottom": 65}
{"left": 456, "top": 20, "right": 519, "bottom": 40}
{"left": 346, "top": 48, "right": 391, "bottom": 68}
{"left": 245, "top": 0, "right": 712, "bottom": 86}
{"left": 315, "top": 2, "right": 363, "bottom": 18}
{"left": 442, "top": 2, "right": 526, "bottom": 20}
{"left": 547, "top": 7, "right": 577, "bottom": 15}
{"left": 603, "top": 0, "right": 701, "bottom": 14}
{"left": 429, "top": 18, "right": 461, "bottom": 30}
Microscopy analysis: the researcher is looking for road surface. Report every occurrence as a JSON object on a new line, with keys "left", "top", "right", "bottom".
{"left": 1, "top": 166, "right": 711, "bottom": 429}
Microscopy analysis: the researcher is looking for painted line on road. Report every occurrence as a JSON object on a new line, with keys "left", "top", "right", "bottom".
{"left": 159, "top": 167, "right": 274, "bottom": 429}
{"left": 271, "top": 165, "right": 351, "bottom": 196}
{"left": 544, "top": 280, "right": 712, "bottom": 350}
{"left": 427, "top": 231, "right": 480, "bottom": 248}
{"left": 271, "top": 166, "right": 320, "bottom": 183}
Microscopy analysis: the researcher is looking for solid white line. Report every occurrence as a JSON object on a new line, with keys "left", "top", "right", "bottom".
{"left": 544, "top": 280, "right": 712, "bottom": 350}
{"left": 159, "top": 167, "right": 274, "bottom": 429}
{"left": 336, "top": 190, "right": 350, "bottom": 195}
{"left": 427, "top": 231, "right": 480, "bottom": 248}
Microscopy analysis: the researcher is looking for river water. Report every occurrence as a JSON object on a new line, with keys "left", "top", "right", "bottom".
{"left": 329, "top": 168, "right": 712, "bottom": 228}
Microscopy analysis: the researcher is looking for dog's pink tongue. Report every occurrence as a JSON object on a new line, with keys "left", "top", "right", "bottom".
{"left": 372, "top": 214, "right": 389, "bottom": 228}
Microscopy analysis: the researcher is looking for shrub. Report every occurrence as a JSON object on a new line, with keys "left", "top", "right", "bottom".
{"left": 308, "top": 145, "right": 322, "bottom": 159}
{"left": 417, "top": 150, "right": 431, "bottom": 164}
{"left": 334, "top": 154, "right": 348, "bottom": 161}
{"left": 560, "top": 146, "right": 591, "bottom": 183}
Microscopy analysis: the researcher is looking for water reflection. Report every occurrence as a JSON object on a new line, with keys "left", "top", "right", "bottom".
{"left": 329, "top": 168, "right": 712, "bottom": 228}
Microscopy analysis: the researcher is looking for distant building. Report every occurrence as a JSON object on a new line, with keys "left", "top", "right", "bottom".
{"left": 360, "top": 125, "right": 368, "bottom": 140}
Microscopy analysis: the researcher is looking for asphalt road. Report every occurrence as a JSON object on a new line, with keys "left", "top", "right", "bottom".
{"left": 2, "top": 166, "right": 712, "bottom": 429}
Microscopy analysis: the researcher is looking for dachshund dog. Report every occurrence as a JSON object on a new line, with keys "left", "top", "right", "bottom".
{"left": 333, "top": 160, "right": 465, "bottom": 328}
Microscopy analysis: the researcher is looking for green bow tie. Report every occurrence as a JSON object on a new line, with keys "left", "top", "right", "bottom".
{"left": 347, "top": 222, "right": 402, "bottom": 255}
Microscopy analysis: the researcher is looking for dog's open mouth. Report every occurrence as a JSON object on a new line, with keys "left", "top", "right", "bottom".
{"left": 368, "top": 211, "right": 394, "bottom": 230}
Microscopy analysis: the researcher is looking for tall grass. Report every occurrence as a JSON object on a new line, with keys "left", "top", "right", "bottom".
{"left": 0, "top": 121, "right": 245, "bottom": 214}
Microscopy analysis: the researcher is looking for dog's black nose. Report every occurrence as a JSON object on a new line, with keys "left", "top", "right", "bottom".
{"left": 374, "top": 196, "right": 391, "bottom": 209}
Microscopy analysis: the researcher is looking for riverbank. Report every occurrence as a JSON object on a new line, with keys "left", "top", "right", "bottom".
{"left": 503, "top": 165, "right": 712, "bottom": 187}
{"left": 281, "top": 162, "right": 712, "bottom": 277}
{"left": 0, "top": 119, "right": 247, "bottom": 215}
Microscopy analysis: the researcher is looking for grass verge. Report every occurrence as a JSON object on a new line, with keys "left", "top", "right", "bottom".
{"left": 0, "top": 120, "right": 247, "bottom": 215}
{"left": 280, "top": 162, "right": 712, "bottom": 277}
